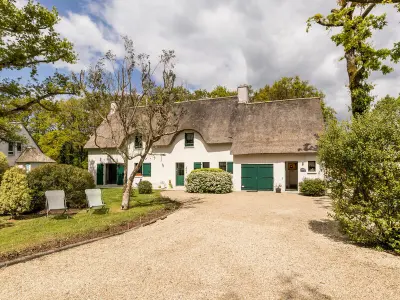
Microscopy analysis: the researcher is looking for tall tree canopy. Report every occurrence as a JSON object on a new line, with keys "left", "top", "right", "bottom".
{"left": 252, "top": 76, "right": 335, "bottom": 122}
{"left": 0, "top": 0, "right": 77, "bottom": 141}
{"left": 307, "top": 0, "right": 400, "bottom": 116}
{"left": 23, "top": 98, "right": 95, "bottom": 169}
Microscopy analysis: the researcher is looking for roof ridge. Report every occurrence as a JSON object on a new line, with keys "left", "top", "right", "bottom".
{"left": 245, "top": 97, "right": 321, "bottom": 105}
{"left": 176, "top": 96, "right": 238, "bottom": 103}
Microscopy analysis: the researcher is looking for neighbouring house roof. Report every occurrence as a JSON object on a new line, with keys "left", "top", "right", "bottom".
{"left": 16, "top": 147, "right": 56, "bottom": 163}
{"left": 84, "top": 97, "right": 324, "bottom": 155}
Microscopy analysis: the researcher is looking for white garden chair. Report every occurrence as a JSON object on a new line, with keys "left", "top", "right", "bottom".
{"left": 45, "top": 190, "right": 68, "bottom": 217}
{"left": 85, "top": 189, "right": 107, "bottom": 213}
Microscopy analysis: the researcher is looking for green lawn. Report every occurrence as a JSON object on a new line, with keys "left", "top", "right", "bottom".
{"left": 0, "top": 188, "right": 178, "bottom": 260}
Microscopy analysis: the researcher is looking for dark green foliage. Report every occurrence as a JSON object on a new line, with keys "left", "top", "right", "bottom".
{"left": 0, "top": 0, "right": 78, "bottom": 141}
{"left": 318, "top": 96, "right": 400, "bottom": 252}
{"left": 299, "top": 178, "right": 326, "bottom": 196}
{"left": 191, "top": 168, "right": 224, "bottom": 173}
{"left": 138, "top": 180, "right": 153, "bottom": 194}
{"left": 27, "top": 164, "right": 95, "bottom": 211}
{"left": 186, "top": 170, "right": 232, "bottom": 194}
{"left": 0, "top": 152, "right": 9, "bottom": 183}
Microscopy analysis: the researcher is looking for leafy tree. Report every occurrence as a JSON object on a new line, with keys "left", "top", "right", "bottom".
{"left": 80, "top": 37, "right": 181, "bottom": 209}
{"left": 0, "top": 167, "right": 31, "bottom": 218}
{"left": 307, "top": 1, "right": 400, "bottom": 116}
{"left": 207, "top": 85, "right": 237, "bottom": 98}
{"left": 318, "top": 95, "right": 400, "bottom": 252}
{"left": 252, "top": 76, "right": 336, "bottom": 122}
{"left": 0, "top": 0, "right": 78, "bottom": 141}
{"left": 24, "top": 98, "right": 95, "bottom": 168}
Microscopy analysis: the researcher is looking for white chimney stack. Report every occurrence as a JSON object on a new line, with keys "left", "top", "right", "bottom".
{"left": 237, "top": 84, "right": 249, "bottom": 103}
{"left": 109, "top": 102, "right": 117, "bottom": 115}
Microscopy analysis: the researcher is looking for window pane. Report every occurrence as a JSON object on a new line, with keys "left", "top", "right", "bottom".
{"left": 8, "top": 142, "right": 14, "bottom": 155}
{"left": 219, "top": 162, "right": 227, "bottom": 171}
{"left": 135, "top": 163, "right": 143, "bottom": 174}
{"left": 308, "top": 161, "right": 316, "bottom": 172}
{"left": 202, "top": 162, "right": 210, "bottom": 168}
{"left": 185, "top": 133, "right": 194, "bottom": 146}
{"left": 16, "top": 142, "right": 22, "bottom": 152}
{"left": 135, "top": 135, "right": 142, "bottom": 148}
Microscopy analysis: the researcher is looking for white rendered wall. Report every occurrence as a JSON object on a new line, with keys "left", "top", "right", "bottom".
{"left": 233, "top": 154, "right": 323, "bottom": 192}
{"left": 87, "top": 131, "right": 233, "bottom": 189}
{"left": 87, "top": 132, "right": 323, "bottom": 191}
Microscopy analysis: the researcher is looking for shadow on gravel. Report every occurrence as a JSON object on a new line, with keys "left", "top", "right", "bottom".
{"left": 313, "top": 197, "right": 332, "bottom": 210}
{"left": 181, "top": 197, "right": 205, "bottom": 209}
{"left": 279, "top": 274, "right": 332, "bottom": 300}
{"left": 308, "top": 219, "right": 349, "bottom": 243}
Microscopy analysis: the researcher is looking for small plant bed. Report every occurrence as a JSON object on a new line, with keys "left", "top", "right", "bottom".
{"left": 0, "top": 188, "right": 180, "bottom": 263}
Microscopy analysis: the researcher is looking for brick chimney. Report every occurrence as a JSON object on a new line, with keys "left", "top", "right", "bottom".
{"left": 237, "top": 85, "right": 249, "bottom": 103}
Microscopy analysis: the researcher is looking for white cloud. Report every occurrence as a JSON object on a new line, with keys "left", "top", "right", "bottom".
{"left": 56, "top": 0, "right": 400, "bottom": 119}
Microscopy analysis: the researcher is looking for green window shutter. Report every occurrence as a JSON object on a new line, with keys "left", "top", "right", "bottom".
{"left": 227, "top": 162, "right": 233, "bottom": 174}
{"left": 143, "top": 163, "right": 151, "bottom": 177}
{"left": 194, "top": 162, "right": 202, "bottom": 170}
{"left": 96, "top": 164, "right": 104, "bottom": 185}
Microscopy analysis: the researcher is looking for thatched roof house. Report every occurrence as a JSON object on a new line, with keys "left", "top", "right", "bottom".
{"left": 85, "top": 85, "right": 325, "bottom": 192}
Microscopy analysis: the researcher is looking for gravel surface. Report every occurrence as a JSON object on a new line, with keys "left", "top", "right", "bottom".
{"left": 1, "top": 191, "right": 400, "bottom": 300}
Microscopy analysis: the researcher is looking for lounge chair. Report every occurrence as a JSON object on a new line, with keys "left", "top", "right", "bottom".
{"left": 45, "top": 190, "right": 68, "bottom": 217}
{"left": 85, "top": 189, "right": 107, "bottom": 213}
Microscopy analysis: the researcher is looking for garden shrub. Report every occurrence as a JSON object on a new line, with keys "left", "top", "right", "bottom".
{"left": 0, "top": 152, "right": 9, "bottom": 183}
{"left": 138, "top": 180, "right": 152, "bottom": 194}
{"left": 0, "top": 167, "right": 31, "bottom": 218}
{"left": 27, "top": 164, "right": 95, "bottom": 211}
{"left": 192, "top": 168, "right": 223, "bottom": 173}
{"left": 299, "top": 178, "right": 326, "bottom": 196}
{"left": 186, "top": 170, "right": 232, "bottom": 194}
{"left": 318, "top": 96, "right": 400, "bottom": 252}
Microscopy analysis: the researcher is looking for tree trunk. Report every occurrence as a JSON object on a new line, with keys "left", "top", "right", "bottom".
{"left": 121, "top": 176, "right": 133, "bottom": 210}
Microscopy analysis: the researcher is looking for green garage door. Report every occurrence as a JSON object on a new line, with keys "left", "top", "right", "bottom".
{"left": 241, "top": 164, "right": 273, "bottom": 191}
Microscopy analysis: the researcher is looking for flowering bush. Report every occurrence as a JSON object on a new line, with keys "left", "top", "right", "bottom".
{"left": 0, "top": 167, "right": 31, "bottom": 218}
{"left": 186, "top": 170, "right": 232, "bottom": 194}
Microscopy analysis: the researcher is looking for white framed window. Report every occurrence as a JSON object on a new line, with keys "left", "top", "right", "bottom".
{"left": 16, "top": 142, "right": 22, "bottom": 152}
{"left": 8, "top": 142, "right": 14, "bottom": 156}
{"left": 185, "top": 133, "right": 194, "bottom": 147}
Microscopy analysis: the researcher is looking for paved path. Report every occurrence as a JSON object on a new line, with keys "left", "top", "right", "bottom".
{"left": 1, "top": 192, "right": 400, "bottom": 300}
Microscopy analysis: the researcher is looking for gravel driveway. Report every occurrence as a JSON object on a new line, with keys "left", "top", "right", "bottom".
{"left": 1, "top": 191, "right": 400, "bottom": 300}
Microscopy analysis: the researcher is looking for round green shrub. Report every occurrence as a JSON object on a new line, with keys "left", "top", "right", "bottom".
{"left": 192, "top": 168, "right": 223, "bottom": 173}
{"left": 0, "top": 152, "right": 9, "bottom": 183}
{"left": 138, "top": 180, "right": 152, "bottom": 194}
{"left": 27, "top": 164, "right": 95, "bottom": 211}
{"left": 299, "top": 178, "right": 326, "bottom": 196}
{"left": 186, "top": 170, "right": 232, "bottom": 194}
{"left": 0, "top": 167, "right": 32, "bottom": 218}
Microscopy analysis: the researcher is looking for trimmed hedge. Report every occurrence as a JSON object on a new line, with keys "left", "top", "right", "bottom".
{"left": 186, "top": 170, "right": 232, "bottom": 194}
{"left": 138, "top": 180, "right": 152, "bottom": 194}
{"left": 192, "top": 168, "right": 223, "bottom": 173}
{"left": 299, "top": 178, "right": 326, "bottom": 196}
{"left": 0, "top": 167, "right": 31, "bottom": 217}
{"left": 27, "top": 164, "right": 95, "bottom": 211}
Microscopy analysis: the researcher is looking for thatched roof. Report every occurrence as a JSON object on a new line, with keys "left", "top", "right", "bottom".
{"left": 16, "top": 147, "right": 56, "bottom": 163}
{"left": 85, "top": 97, "right": 324, "bottom": 155}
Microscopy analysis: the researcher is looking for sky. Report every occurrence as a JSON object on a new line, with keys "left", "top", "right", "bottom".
{"left": 14, "top": 0, "right": 400, "bottom": 119}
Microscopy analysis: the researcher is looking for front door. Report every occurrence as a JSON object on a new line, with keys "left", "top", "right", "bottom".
{"left": 96, "top": 164, "right": 104, "bottom": 185}
{"left": 176, "top": 163, "right": 185, "bottom": 186}
{"left": 286, "top": 162, "right": 298, "bottom": 190}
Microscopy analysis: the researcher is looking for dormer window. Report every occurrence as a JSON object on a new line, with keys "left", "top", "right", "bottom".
{"left": 185, "top": 133, "right": 194, "bottom": 147}
{"left": 134, "top": 135, "right": 142, "bottom": 149}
